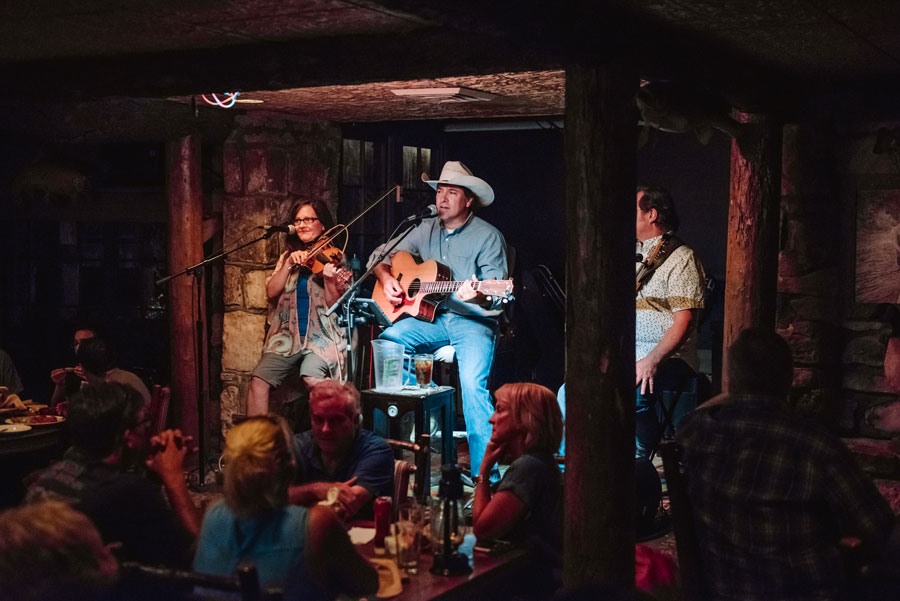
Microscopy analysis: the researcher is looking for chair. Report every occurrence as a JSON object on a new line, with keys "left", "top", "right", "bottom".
{"left": 387, "top": 436, "right": 429, "bottom": 505}
{"left": 657, "top": 440, "right": 707, "bottom": 601}
{"left": 148, "top": 385, "right": 171, "bottom": 437}
{"left": 657, "top": 372, "right": 710, "bottom": 440}
{"left": 392, "top": 458, "right": 416, "bottom": 520}
{"left": 120, "top": 560, "right": 282, "bottom": 601}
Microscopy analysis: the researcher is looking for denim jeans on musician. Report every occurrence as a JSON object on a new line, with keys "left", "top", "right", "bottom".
{"left": 378, "top": 311, "right": 497, "bottom": 476}
{"left": 635, "top": 358, "right": 701, "bottom": 459}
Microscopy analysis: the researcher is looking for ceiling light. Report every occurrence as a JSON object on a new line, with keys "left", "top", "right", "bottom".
{"left": 390, "top": 87, "right": 499, "bottom": 103}
{"left": 235, "top": 98, "right": 265, "bottom": 104}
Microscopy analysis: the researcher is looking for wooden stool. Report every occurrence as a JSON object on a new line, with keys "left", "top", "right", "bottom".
{"left": 361, "top": 386, "right": 456, "bottom": 466}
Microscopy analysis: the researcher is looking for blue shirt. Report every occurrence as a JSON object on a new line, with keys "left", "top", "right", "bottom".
{"left": 295, "top": 273, "right": 310, "bottom": 336}
{"left": 384, "top": 213, "right": 508, "bottom": 317}
{"left": 193, "top": 501, "right": 326, "bottom": 601}
{"left": 291, "top": 429, "right": 393, "bottom": 518}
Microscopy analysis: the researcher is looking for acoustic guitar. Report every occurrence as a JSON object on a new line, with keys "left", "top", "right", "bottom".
{"left": 372, "top": 251, "right": 514, "bottom": 323}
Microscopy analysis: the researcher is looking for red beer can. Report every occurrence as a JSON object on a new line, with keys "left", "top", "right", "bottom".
{"left": 373, "top": 496, "right": 392, "bottom": 552}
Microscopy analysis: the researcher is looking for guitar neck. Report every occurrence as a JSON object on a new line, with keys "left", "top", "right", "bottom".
{"left": 419, "top": 280, "right": 502, "bottom": 295}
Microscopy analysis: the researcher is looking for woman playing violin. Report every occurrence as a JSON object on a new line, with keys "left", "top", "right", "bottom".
{"left": 247, "top": 199, "right": 353, "bottom": 416}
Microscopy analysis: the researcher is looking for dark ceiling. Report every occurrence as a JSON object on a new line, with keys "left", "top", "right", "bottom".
{"left": 1, "top": 0, "right": 899, "bottom": 135}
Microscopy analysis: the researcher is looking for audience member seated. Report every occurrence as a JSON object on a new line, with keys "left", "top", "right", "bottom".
{"left": 193, "top": 416, "right": 377, "bottom": 601}
{"left": 0, "top": 500, "right": 119, "bottom": 601}
{"left": 26, "top": 382, "right": 200, "bottom": 568}
{"left": 473, "top": 382, "right": 563, "bottom": 559}
{"left": 0, "top": 348, "right": 24, "bottom": 395}
{"left": 76, "top": 338, "right": 151, "bottom": 410}
{"left": 288, "top": 380, "right": 393, "bottom": 520}
{"left": 50, "top": 324, "right": 98, "bottom": 408}
{"left": 677, "top": 327, "right": 897, "bottom": 601}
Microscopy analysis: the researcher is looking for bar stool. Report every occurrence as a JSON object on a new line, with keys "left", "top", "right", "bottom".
{"left": 361, "top": 386, "right": 456, "bottom": 466}
{"left": 362, "top": 386, "right": 456, "bottom": 501}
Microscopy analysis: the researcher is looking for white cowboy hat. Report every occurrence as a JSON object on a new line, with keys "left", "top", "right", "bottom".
{"left": 421, "top": 161, "right": 495, "bottom": 207}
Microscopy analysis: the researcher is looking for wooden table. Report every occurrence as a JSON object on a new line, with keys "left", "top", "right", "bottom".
{"left": 0, "top": 423, "right": 67, "bottom": 456}
{"left": 356, "top": 537, "right": 534, "bottom": 601}
{"left": 0, "top": 422, "right": 67, "bottom": 508}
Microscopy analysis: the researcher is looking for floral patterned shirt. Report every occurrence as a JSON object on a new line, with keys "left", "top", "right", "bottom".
{"left": 635, "top": 234, "right": 706, "bottom": 369}
{"left": 263, "top": 251, "right": 351, "bottom": 381}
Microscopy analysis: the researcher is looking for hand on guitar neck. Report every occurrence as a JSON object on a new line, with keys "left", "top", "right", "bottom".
{"left": 456, "top": 275, "right": 491, "bottom": 309}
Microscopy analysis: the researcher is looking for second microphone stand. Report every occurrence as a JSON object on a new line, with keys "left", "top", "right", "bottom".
{"left": 156, "top": 228, "right": 278, "bottom": 489}
{"left": 326, "top": 216, "right": 422, "bottom": 385}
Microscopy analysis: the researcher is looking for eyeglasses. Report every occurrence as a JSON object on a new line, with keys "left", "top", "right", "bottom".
{"left": 293, "top": 217, "right": 319, "bottom": 225}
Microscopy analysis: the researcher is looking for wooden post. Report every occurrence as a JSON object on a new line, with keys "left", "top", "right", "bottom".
{"left": 166, "top": 135, "right": 203, "bottom": 440}
{"left": 722, "top": 113, "right": 783, "bottom": 389}
{"left": 564, "top": 59, "right": 637, "bottom": 589}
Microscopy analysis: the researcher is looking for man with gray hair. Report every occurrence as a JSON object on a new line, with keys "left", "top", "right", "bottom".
{"left": 288, "top": 380, "right": 392, "bottom": 520}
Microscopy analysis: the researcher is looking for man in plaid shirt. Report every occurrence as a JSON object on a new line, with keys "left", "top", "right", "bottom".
{"left": 678, "top": 328, "right": 896, "bottom": 601}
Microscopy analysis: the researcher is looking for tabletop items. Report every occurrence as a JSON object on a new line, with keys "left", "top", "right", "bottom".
{"left": 430, "top": 465, "right": 472, "bottom": 576}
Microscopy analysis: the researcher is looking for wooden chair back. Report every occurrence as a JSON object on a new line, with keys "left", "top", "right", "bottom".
{"left": 392, "top": 458, "right": 416, "bottom": 520}
{"left": 120, "top": 560, "right": 281, "bottom": 601}
{"left": 658, "top": 440, "right": 707, "bottom": 601}
{"left": 148, "top": 385, "right": 170, "bottom": 437}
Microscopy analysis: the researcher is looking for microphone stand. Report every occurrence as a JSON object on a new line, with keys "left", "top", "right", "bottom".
{"left": 326, "top": 216, "right": 421, "bottom": 385}
{"left": 156, "top": 228, "right": 276, "bottom": 489}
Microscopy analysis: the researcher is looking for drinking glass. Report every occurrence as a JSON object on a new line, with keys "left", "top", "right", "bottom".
{"left": 413, "top": 353, "right": 434, "bottom": 388}
{"left": 396, "top": 503, "right": 426, "bottom": 573}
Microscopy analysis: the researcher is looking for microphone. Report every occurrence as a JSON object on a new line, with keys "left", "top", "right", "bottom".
{"left": 404, "top": 204, "right": 437, "bottom": 222}
{"left": 261, "top": 224, "right": 296, "bottom": 235}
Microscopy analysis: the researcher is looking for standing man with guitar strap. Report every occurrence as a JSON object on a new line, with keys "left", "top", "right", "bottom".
{"left": 635, "top": 185, "right": 707, "bottom": 459}
{"left": 373, "top": 161, "right": 508, "bottom": 478}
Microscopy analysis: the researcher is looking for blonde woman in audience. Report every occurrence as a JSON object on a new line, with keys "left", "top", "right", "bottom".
{"left": 193, "top": 415, "right": 377, "bottom": 600}
{"left": 0, "top": 500, "right": 118, "bottom": 601}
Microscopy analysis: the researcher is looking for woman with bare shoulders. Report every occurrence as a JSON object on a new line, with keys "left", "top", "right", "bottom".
{"left": 193, "top": 416, "right": 377, "bottom": 600}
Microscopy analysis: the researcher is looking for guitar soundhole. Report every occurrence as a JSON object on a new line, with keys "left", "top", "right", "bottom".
{"left": 407, "top": 279, "right": 421, "bottom": 297}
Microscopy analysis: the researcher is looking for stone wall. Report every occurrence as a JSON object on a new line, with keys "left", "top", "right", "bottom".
{"left": 834, "top": 121, "right": 900, "bottom": 440}
{"left": 778, "top": 122, "right": 844, "bottom": 424}
{"left": 218, "top": 114, "right": 340, "bottom": 439}
{"left": 779, "top": 120, "right": 900, "bottom": 509}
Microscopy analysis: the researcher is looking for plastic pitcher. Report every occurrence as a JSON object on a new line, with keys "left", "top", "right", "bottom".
{"left": 371, "top": 339, "right": 408, "bottom": 391}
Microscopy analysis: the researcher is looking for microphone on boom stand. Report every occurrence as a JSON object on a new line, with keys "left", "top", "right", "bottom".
{"left": 404, "top": 204, "right": 437, "bottom": 222}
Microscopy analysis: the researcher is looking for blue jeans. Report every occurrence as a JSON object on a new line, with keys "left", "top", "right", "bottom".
{"left": 379, "top": 312, "right": 497, "bottom": 476}
{"left": 635, "top": 359, "right": 701, "bottom": 459}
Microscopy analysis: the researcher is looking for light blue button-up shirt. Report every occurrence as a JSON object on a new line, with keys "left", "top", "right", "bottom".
{"left": 383, "top": 213, "right": 508, "bottom": 318}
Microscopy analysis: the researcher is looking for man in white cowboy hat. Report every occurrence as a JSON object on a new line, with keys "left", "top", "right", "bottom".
{"left": 373, "top": 160, "right": 508, "bottom": 477}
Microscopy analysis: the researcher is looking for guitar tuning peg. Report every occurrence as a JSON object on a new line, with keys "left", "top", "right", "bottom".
{"left": 486, "top": 296, "right": 493, "bottom": 302}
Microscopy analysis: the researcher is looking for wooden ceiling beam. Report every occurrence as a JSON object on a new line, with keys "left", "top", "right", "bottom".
{"left": 0, "top": 28, "right": 562, "bottom": 103}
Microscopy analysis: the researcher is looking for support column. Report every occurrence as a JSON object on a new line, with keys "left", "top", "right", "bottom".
{"left": 723, "top": 112, "right": 783, "bottom": 388}
{"left": 167, "top": 135, "right": 204, "bottom": 440}
{"left": 564, "top": 59, "right": 637, "bottom": 589}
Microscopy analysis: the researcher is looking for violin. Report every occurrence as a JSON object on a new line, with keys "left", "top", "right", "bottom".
{"left": 302, "top": 243, "right": 344, "bottom": 275}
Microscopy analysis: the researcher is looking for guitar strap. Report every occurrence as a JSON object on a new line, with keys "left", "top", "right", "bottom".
{"left": 635, "top": 233, "right": 683, "bottom": 296}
